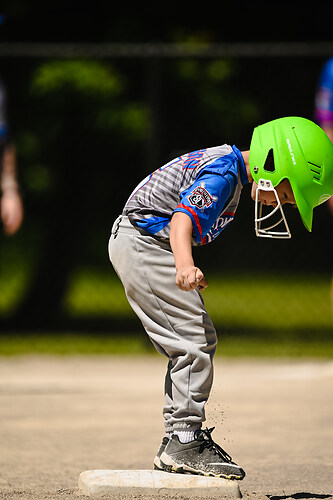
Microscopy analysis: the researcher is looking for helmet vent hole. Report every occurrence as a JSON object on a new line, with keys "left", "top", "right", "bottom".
{"left": 263, "top": 149, "right": 275, "bottom": 172}
{"left": 308, "top": 162, "right": 322, "bottom": 182}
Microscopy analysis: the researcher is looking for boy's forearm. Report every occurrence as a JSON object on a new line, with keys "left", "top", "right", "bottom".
{"left": 170, "top": 212, "right": 194, "bottom": 270}
{"left": 170, "top": 212, "right": 208, "bottom": 291}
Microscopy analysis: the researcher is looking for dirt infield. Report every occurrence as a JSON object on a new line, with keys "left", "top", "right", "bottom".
{"left": 0, "top": 354, "right": 332, "bottom": 500}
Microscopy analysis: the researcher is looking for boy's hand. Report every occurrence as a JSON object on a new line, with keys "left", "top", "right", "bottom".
{"left": 176, "top": 266, "right": 208, "bottom": 292}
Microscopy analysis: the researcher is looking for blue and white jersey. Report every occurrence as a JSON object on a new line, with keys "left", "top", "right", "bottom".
{"left": 315, "top": 57, "right": 333, "bottom": 126}
{"left": 123, "top": 144, "right": 248, "bottom": 246}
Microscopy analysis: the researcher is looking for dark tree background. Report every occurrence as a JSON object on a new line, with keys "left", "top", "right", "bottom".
{"left": 0, "top": 3, "right": 332, "bottom": 331}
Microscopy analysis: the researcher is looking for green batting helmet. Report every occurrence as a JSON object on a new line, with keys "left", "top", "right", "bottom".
{"left": 249, "top": 116, "right": 333, "bottom": 231}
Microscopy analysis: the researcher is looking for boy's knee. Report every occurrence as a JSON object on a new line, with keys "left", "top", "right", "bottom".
{"left": 172, "top": 339, "right": 216, "bottom": 365}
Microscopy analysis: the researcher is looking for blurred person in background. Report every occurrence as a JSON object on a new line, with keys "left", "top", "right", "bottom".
{"left": 315, "top": 56, "right": 333, "bottom": 143}
{"left": 315, "top": 56, "right": 333, "bottom": 311}
{"left": 0, "top": 78, "right": 23, "bottom": 236}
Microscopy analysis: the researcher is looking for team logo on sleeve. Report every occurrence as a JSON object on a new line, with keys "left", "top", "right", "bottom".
{"left": 188, "top": 182, "right": 218, "bottom": 209}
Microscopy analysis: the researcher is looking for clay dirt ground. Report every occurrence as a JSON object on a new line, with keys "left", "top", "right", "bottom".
{"left": 0, "top": 355, "right": 332, "bottom": 500}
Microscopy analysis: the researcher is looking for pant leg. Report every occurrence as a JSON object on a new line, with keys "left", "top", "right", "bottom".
{"left": 108, "top": 216, "right": 217, "bottom": 434}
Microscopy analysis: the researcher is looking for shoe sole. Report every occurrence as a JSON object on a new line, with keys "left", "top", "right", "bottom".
{"left": 160, "top": 453, "right": 245, "bottom": 480}
{"left": 153, "top": 457, "right": 165, "bottom": 471}
{"left": 153, "top": 438, "right": 170, "bottom": 471}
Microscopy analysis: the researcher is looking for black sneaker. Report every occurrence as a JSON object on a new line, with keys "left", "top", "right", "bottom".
{"left": 153, "top": 436, "right": 169, "bottom": 470}
{"left": 160, "top": 427, "right": 245, "bottom": 480}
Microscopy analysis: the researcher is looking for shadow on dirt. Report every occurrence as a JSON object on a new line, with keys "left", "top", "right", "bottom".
{"left": 267, "top": 494, "right": 332, "bottom": 500}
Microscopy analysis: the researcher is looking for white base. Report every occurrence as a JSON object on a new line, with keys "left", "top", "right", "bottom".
{"left": 78, "top": 469, "right": 242, "bottom": 498}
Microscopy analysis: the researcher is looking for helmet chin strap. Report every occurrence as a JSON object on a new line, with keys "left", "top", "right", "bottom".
{"left": 254, "top": 179, "right": 291, "bottom": 239}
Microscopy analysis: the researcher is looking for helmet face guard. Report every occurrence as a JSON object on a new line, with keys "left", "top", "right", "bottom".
{"left": 249, "top": 116, "right": 333, "bottom": 238}
{"left": 254, "top": 179, "right": 291, "bottom": 238}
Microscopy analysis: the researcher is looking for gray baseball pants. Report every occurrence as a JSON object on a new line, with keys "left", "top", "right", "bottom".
{"left": 108, "top": 215, "right": 217, "bottom": 434}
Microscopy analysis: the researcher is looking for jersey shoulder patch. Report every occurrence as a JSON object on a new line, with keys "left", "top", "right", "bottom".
{"left": 188, "top": 182, "right": 218, "bottom": 209}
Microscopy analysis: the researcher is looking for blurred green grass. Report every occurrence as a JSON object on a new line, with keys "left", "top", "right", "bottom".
{"left": 0, "top": 267, "right": 332, "bottom": 357}
{"left": 1, "top": 263, "right": 332, "bottom": 331}
{"left": 0, "top": 333, "right": 332, "bottom": 358}
{"left": 63, "top": 269, "right": 333, "bottom": 331}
